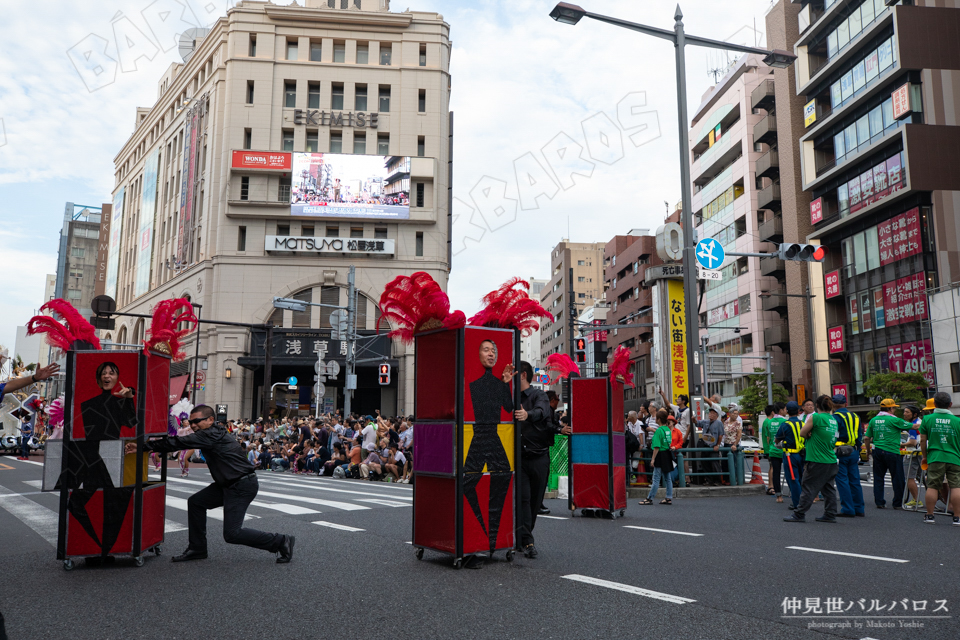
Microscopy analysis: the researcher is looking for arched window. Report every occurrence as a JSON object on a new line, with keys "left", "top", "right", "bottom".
{"left": 117, "top": 326, "right": 128, "bottom": 345}
{"left": 133, "top": 319, "right": 145, "bottom": 345}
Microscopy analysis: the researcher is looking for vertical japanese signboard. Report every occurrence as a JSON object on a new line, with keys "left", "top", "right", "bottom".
{"left": 667, "top": 279, "right": 688, "bottom": 403}
{"left": 810, "top": 197, "right": 823, "bottom": 225}
{"left": 824, "top": 270, "right": 841, "bottom": 299}
{"left": 135, "top": 149, "right": 159, "bottom": 297}
{"left": 106, "top": 187, "right": 124, "bottom": 299}
{"left": 828, "top": 326, "right": 845, "bottom": 354}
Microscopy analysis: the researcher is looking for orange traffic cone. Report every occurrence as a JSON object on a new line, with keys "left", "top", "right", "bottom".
{"left": 749, "top": 452, "right": 765, "bottom": 485}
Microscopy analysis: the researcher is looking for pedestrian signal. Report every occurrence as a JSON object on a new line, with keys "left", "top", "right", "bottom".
{"left": 378, "top": 363, "right": 391, "bottom": 385}
{"left": 575, "top": 338, "right": 587, "bottom": 364}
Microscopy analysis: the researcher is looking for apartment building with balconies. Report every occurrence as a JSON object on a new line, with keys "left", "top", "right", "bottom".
{"left": 786, "top": 0, "right": 960, "bottom": 407}
{"left": 539, "top": 241, "right": 605, "bottom": 363}
{"left": 689, "top": 54, "right": 794, "bottom": 401}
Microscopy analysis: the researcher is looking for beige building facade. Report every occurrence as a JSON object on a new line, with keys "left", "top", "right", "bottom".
{"left": 539, "top": 241, "right": 606, "bottom": 362}
{"left": 104, "top": 0, "right": 452, "bottom": 417}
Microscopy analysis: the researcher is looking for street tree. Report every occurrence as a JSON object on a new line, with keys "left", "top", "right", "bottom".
{"left": 737, "top": 368, "right": 789, "bottom": 426}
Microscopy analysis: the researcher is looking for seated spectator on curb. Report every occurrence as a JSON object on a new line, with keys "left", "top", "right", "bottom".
{"left": 323, "top": 443, "right": 346, "bottom": 476}
{"left": 361, "top": 448, "right": 383, "bottom": 480}
{"left": 384, "top": 443, "right": 407, "bottom": 482}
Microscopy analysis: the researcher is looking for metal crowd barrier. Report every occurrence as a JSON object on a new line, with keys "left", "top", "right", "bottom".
{"left": 629, "top": 446, "right": 745, "bottom": 489}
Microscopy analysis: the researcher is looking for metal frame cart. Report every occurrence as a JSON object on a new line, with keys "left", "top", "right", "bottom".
{"left": 568, "top": 376, "right": 627, "bottom": 518}
{"left": 50, "top": 349, "right": 170, "bottom": 570}
{"left": 411, "top": 326, "right": 521, "bottom": 568}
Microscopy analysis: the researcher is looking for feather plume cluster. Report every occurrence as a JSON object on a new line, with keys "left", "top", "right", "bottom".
{"left": 144, "top": 298, "right": 198, "bottom": 361}
{"left": 543, "top": 353, "right": 580, "bottom": 386}
{"left": 44, "top": 396, "right": 65, "bottom": 428}
{"left": 467, "top": 278, "right": 554, "bottom": 337}
{"left": 609, "top": 345, "right": 634, "bottom": 388}
{"left": 170, "top": 399, "right": 194, "bottom": 423}
{"left": 26, "top": 299, "right": 101, "bottom": 351}
{"left": 378, "top": 272, "right": 466, "bottom": 343}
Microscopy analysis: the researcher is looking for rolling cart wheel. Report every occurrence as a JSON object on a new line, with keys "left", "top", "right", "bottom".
{"left": 620, "top": 510, "right": 625, "bottom": 517}
{"left": 153, "top": 545, "right": 163, "bottom": 556}
{"left": 453, "top": 558, "right": 463, "bottom": 570}
{"left": 415, "top": 548, "right": 424, "bottom": 560}
{"left": 134, "top": 556, "right": 145, "bottom": 567}
{"left": 63, "top": 559, "right": 75, "bottom": 571}
{"left": 506, "top": 550, "right": 515, "bottom": 562}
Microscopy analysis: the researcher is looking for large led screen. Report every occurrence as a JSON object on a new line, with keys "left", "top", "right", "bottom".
{"left": 290, "top": 152, "right": 410, "bottom": 219}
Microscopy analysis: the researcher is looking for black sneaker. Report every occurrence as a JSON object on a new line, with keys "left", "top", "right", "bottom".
{"left": 953, "top": 516, "right": 960, "bottom": 527}
{"left": 815, "top": 516, "right": 837, "bottom": 523}
{"left": 923, "top": 514, "right": 936, "bottom": 524}
{"left": 538, "top": 506, "right": 551, "bottom": 515}
{"left": 783, "top": 513, "right": 805, "bottom": 523}
{"left": 172, "top": 548, "right": 208, "bottom": 562}
{"left": 523, "top": 544, "right": 538, "bottom": 559}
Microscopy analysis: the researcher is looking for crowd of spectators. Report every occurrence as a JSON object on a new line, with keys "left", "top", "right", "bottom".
{"left": 223, "top": 410, "right": 413, "bottom": 483}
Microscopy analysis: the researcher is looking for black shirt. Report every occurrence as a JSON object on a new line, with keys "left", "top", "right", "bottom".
{"left": 145, "top": 424, "right": 255, "bottom": 486}
{"left": 519, "top": 386, "right": 554, "bottom": 457}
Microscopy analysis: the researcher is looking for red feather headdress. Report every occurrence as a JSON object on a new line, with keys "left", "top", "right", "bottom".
{"left": 377, "top": 272, "right": 466, "bottom": 344}
{"left": 543, "top": 353, "right": 580, "bottom": 386}
{"left": 467, "top": 278, "right": 554, "bottom": 337}
{"left": 26, "top": 299, "right": 101, "bottom": 351}
{"left": 144, "top": 298, "right": 198, "bottom": 361}
{"left": 609, "top": 345, "right": 634, "bottom": 388}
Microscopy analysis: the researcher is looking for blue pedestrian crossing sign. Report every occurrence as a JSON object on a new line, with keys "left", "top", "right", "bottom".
{"left": 695, "top": 238, "right": 725, "bottom": 270}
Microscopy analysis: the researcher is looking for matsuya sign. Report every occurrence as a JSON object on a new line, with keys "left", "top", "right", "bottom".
{"left": 265, "top": 235, "right": 395, "bottom": 255}
{"left": 292, "top": 110, "right": 380, "bottom": 128}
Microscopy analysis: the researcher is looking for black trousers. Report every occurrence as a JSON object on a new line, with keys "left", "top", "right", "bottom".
{"left": 770, "top": 456, "right": 783, "bottom": 494}
{"left": 796, "top": 461, "right": 839, "bottom": 518}
{"left": 519, "top": 452, "right": 550, "bottom": 547}
{"left": 187, "top": 475, "right": 283, "bottom": 553}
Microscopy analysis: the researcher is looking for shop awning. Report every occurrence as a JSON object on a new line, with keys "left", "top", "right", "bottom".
{"left": 169, "top": 375, "right": 190, "bottom": 405}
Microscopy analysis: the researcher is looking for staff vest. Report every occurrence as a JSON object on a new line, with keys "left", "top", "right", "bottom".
{"left": 783, "top": 416, "right": 805, "bottom": 453}
{"left": 834, "top": 410, "right": 861, "bottom": 447}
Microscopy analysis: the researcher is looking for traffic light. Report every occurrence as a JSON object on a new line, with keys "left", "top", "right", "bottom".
{"left": 378, "top": 363, "right": 391, "bottom": 385}
{"left": 778, "top": 243, "right": 826, "bottom": 262}
{"left": 574, "top": 338, "right": 587, "bottom": 364}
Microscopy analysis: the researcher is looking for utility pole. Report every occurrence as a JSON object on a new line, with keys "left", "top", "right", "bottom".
{"left": 344, "top": 265, "right": 357, "bottom": 417}
{"left": 567, "top": 266, "right": 576, "bottom": 361}
{"left": 263, "top": 322, "right": 273, "bottom": 421}
{"left": 190, "top": 304, "right": 202, "bottom": 403}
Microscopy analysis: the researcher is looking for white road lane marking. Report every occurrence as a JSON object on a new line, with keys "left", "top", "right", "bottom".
{"left": 786, "top": 546, "right": 908, "bottom": 563}
{"left": 22, "top": 480, "right": 42, "bottom": 488}
{"left": 311, "top": 521, "right": 364, "bottom": 532}
{"left": 537, "top": 515, "right": 567, "bottom": 520}
{"left": 258, "top": 476, "right": 412, "bottom": 501}
{"left": 561, "top": 574, "right": 696, "bottom": 604}
{"left": 13, "top": 459, "right": 43, "bottom": 467}
{"left": 0, "top": 484, "right": 58, "bottom": 545}
{"left": 623, "top": 525, "right": 704, "bottom": 537}
{"left": 165, "top": 496, "right": 259, "bottom": 521}
{"left": 357, "top": 498, "right": 409, "bottom": 507}
{"left": 164, "top": 485, "right": 316, "bottom": 515}
{"left": 166, "top": 477, "right": 369, "bottom": 511}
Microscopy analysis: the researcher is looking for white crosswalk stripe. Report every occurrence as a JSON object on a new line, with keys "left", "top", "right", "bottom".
{"left": 164, "top": 484, "right": 320, "bottom": 515}
{"left": 167, "top": 476, "right": 370, "bottom": 511}
{"left": 258, "top": 476, "right": 412, "bottom": 501}
{"left": 0, "top": 484, "right": 58, "bottom": 545}
{"left": 312, "top": 521, "right": 364, "bottom": 532}
{"left": 165, "top": 495, "right": 260, "bottom": 521}
{"left": 357, "top": 498, "right": 409, "bottom": 508}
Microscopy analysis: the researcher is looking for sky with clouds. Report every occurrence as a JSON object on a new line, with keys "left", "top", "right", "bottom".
{"left": 0, "top": 0, "right": 776, "bottom": 362}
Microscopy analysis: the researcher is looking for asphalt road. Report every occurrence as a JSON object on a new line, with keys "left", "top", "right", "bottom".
{"left": 0, "top": 454, "right": 956, "bottom": 640}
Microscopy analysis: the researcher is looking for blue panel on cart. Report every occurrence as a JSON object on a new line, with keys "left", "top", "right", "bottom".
{"left": 571, "top": 434, "right": 609, "bottom": 464}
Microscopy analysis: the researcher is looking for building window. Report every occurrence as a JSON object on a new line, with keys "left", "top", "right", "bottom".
{"left": 302, "top": 225, "right": 314, "bottom": 237}
{"left": 416, "top": 183, "right": 425, "bottom": 207}
{"left": 578, "top": 276, "right": 585, "bottom": 282}
{"left": 330, "top": 132, "right": 342, "bottom": 153}
{"left": 378, "top": 86, "right": 391, "bottom": 112}
{"left": 356, "top": 43, "right": 369, "bottom": 64}
{"left": 355, "top": 84, "right": 367, "bottom": 111}
{"left": 374, "top": 227, "right": 388, "bottom": 239}
{"left": 379, "top": 43, "right": 392, "bottom": 65}
{"left": 240, "top": 176, "right": 249, "bottom": 201}
{"left": 284, "top": 81, "right": 296, "bottom": 108}
{"left": 286, "top": 39, "right": 298, "bottom": 60}
{"left": 417, "top": 136, "right": 425, "bottom": 157}
{"left": 308, "top": 83, "right": 320, "bottom": 109}
{"left": 419, "top": 43, "right": 426, "bottom": 66}
{"left": 67, "top": 289, "right": 82, "bottom": 300}
{"left": 306, "top": 131, "right": 318, "bottom": 153}
{"left": 333, "top": 42, "right": 345, "bottom": 63}
{"left": 248, "top": 34, "right": 257, "bottom": 57}
{"left": 326, "top": 225, "right": 339, "bottom": 237}
{"left": 310, "top": 41, "right": 322, "bottom": 62}
{"left": 350, "top": 227, "right": 363, "bottom": 238}
{"left": 418, "top": 89, "right": 426, "bottom": 113}
{"left": 577, "top": 260, "right": 585, "bottom": 266}
{"left": 332, "top": 83, "right": 344, "bottom": 110}
{"left": 282, "top": 129, "right": 294, "bottom": 151}
{"left": 243, "top": 129, "right": 252, "bottom": 149}
{"left": 71, "top": 247, "right": 85, "bottom": 258}
{"left": 951, "top": 362, "right": 960, "bottom": 393}
{"left": 416, "top": 231, "right": 424, "bottom": 256}
{"left": 277, "top": 224, "right": 290, "bottom": 236}
{"left": 354, "top": 133, "right": 367, "bottom": 155}
{"left": 237, "top": 226, "right": 246, "bottom": 251}
{"left": 377, "top": 133, "right": 389, "bottom": 155}
{"left": 246, "top": 81, "right": 254, "bottom": 104}
{"left": 279, "top": 177, "right": 290, "bottom": 202}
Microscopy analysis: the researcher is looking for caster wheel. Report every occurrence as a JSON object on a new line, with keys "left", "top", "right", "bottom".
{"left": 620, "top": 510, "right": 625, "bottom": 517}
{"left": 453, "top": 558, "right": 463, "bottom": 570}
{"left": 134, "top": 556, "right": 145, "bottom": 567}
{"left": 415, "top": 548, "right": 424, "bottom": 560}
{"left": 63, "top": 559, "right": 75, "bottom": 571}
{"left": 153, "top": 545, "right": 163, "bottom": 556}
{"left": 506, "top": 550, "right": 515, "bottom": 562}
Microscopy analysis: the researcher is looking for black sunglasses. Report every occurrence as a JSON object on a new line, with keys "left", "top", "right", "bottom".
{"left": 189, "top": 417, "right": 208, "bottom": 425}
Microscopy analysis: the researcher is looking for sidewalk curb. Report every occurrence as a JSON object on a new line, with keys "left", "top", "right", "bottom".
{"left": 628, "top": 484, "right": 768, "bottom": 499}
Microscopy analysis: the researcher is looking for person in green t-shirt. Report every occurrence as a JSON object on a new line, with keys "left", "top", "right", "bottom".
{"left": 761, "top": 402, "right": 786, "bottom": 502}
{"left": 639, "top": 409, "right": 675, "bottom": 506}
{"left": 864, "top": 398, "right": 914, "bottom": 509}
{"left": 919, "top": 392, "right": 960, "bottom": 524}
{"left": 784, "top": 395, "right": 840, "bottom": 523}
